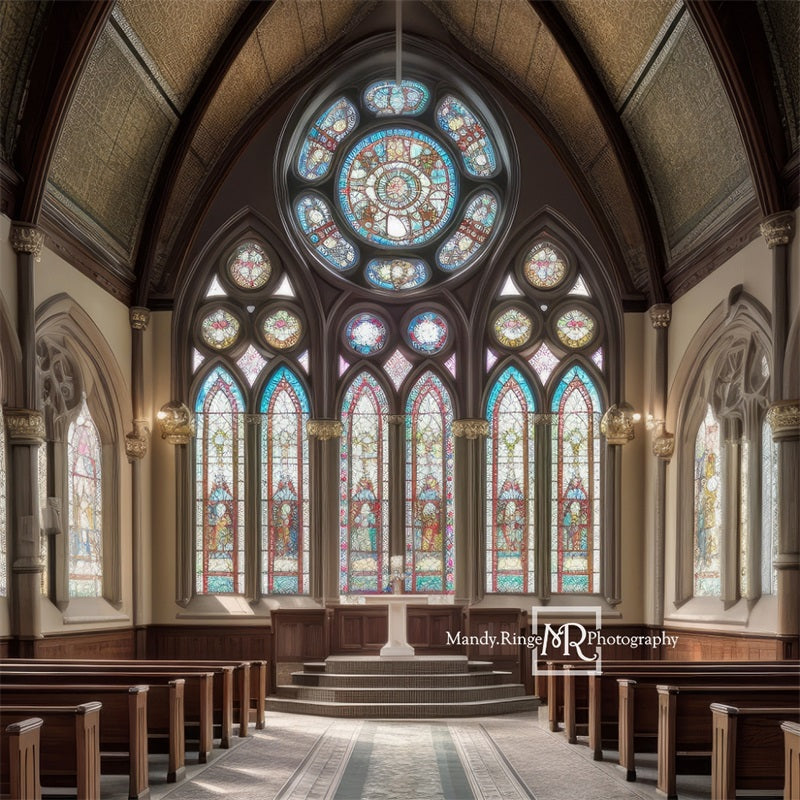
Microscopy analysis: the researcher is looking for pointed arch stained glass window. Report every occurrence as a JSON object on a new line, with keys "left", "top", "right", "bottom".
{"left": 405, "top": 372, "right": 454, "bottom": 593}
{"left": 551, "top": 367, "right": 601, "bottom": 593}
{"left": 195, "top": 367, "right": 245, "bottom": 594}
{"left": 340, "top": 372, "right": 390, "bottom": 592}
{"left": 260, "top": 368, "right": 310, "bottom": 594}
{"left": 297, "top": 97, "right": 359, "bottom": 180}
{"left": 67, "top": 398, "right": 103, "bottom": 597}
{"left": 761, "top": 418, "right": 778, "bottom": 595}
{"left": 0, "top": 404, "right": 6, "bottom": 597}
{"left": 486, "top": 367, "right": 535, "bottom": 593}
{"left": 435, "top": 94, "right": 497, "bottom": 177}
{"left": 693, "top": 404, "right": 722, "bottom": 597}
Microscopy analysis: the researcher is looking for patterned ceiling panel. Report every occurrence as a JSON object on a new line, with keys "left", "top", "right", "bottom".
{"left": 492, "top": 1, "right": 540, "bottom": 89}
{"left": 257, "top": 1, "right": 307, "bottom": 88}
{"left": 622, "top": 13, "right": 752, "bottom": 253}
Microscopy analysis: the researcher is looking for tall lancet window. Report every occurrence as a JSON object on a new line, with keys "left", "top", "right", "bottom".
{"left": 0, "top": 403, "right": 7, "bottom": 597}
{"left": 693, "top": 404, "right": 722, "bottom": 596}
{"left": 761, "top": 418, "right": 778, "bottom": 595}
{"left": 405, "top": 371, "right": 454, "bottom": 593}
{"left": 67, "top": 398, "right": 103, "bottom": 597}
{"left": 551, "top": 366, "right": 601, "bottom": 593}
{"left": 195, "top": 366, "right": 245, "bottom": 594}
{"left": 260, "top": 367, "right": 310, "bottom": 594}
{"left": 486, "top": 366, "right": 536, "bottom": 593}
{"left": 340, "top": 372, "right": 389, "bottom": 592}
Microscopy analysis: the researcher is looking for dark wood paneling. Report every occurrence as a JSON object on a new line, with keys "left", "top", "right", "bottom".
{"left": 33, "top": 628, "right": 136, "bottom": 659}
{"left": 659, "top": 628, "right": 798, "bottom": 661}
{"left": 146, "top": 624, "right": 272, "bottom": 661}
{"left": 270, "top": 610, "right": 326, "bottom": 663}
{"left": 408, "top": 606, "right": 463, "bottom": 654}
{"left": 466, "top": 608, "right": 525, "bottom": 682}
{"left": 330, "top": 606, "right": 386, "bottom": 654}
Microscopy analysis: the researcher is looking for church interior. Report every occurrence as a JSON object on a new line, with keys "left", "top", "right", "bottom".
{"left": 1, "top": 1, "right": 799, "bottom": 798}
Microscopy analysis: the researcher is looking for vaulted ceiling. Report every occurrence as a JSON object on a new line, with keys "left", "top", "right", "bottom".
{"left": 1, "top": 0, "right": 797, "bottom": 308}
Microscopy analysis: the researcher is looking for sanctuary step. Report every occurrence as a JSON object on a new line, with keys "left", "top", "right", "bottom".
{"left": 266, "top": 655, "right": 539, "bottom": 718}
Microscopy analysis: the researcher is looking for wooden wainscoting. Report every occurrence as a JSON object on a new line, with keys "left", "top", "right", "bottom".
{"left": 147, "top": 624, "right": 272, "bottom": 661}
{"left": 329, "top": 606, "right": 387, "bottom": 655}
{"left": 465, "top": 608, "right": 526, "bottom": 682}
{"left": 658, "top": 627, "right": 799, "bottom": 661}
{"left": 408, "top": 605, "right": 464, "bottom": 655}
{"left": 32, "top": 628, "right": 136, "bottom": 659}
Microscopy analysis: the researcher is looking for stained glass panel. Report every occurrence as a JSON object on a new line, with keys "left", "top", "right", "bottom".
{"left": 761, "top": 419, "right": 778, "bottom": 595}
{"left": 237, "top": 344, "right": 267, "bottom": 386}
{"left": 486, "top": 367, "right": 535, "bottom": 592}
{"left": 529, "top": 342, "right": 559, "bottom": 384}
{"left": 407, "top": 311, "right": 448, "bottom": 354}
{"left": 435, "top": 94, "right": 497, "bottom": 177}
{"left": 297, "top": 350, "right": 309, "bottom": 373}
{"left": 551, "top": 367, "right": 601, "bottom": 593}
{"left": 591, "top": 348, "right": 604, "bottom": 372}
{"left": 67, "top": 398, "right": 103, "bottom": 597}
{"left": 295, "top": 193, "right": 359, "bottom": 271}
{"left": 740, "top": 440, "right": 750, "bottom": 597}
{"left": 297, "top": 97, "right": 359, "bottom": 180}
{"left": 555, "top": 308, "right": 596, "bottom": 349}
{"left": 338, "top": 128, "right": 458, "bottom": 247}
{"left": 365, "top": 258, "right": 430, "bottom": 291}
{"left": 363, "top": 80, "right": 430, "bottom": 116}
{"left": 406, "top": 372, "right": 454, "bottom": 593}
{"left": 260, "top": 368, "right": 310, "bottom": 594}
{"left": 340, "top": 373, "right": 390, "bottom": 593}
{"left": 486, "top": 350, "right": 498, "bottom": 372}
{"left": 195, "top": 367, "right": 245, "bottom": 594}
{"left": 436, "top": 191, "right": 497, "bottom": 272}
{"left": 38, "top": 441, "right": 49, "bottom": 595}
{"left": 200, "top": 308, "right": 240, "bottom": 350}
{"left": 383, "top": 349, "right": 412, "bottom": 390}
{"left": 568, "top": 275, "right": 591, "bottom": 296}
{"left": 262, "top": 309, "right": 302, "bottom": 350}
{"left": 523, "top": 242, "right": 567, "bottom": 289}
{"left": 693, "top": 405, "right": 721, "bottom": 597}
{"left": 0, "top": 405, "right": 6, "bottom": 597}
{"left": 339, "top": 356, "right": 350, "bottom": 377}
{"left": 274, "top": 275, "right": 295, "bottom": 297}
{"left": 493, "top": 307, "right": 533, "bottom": 349}
{"left": 345, "top": 313, "right": 388, "bottom": 356}
{"left": 500, "top": 275, "right": 523, "bottom": 296}
{"left": 192, "top": 348, "right": 205, "bottom": 373}
{"left": 228, "top": 242, "right": 271, "bottom": 289}
{"left": 445, "top": 353, "right": 457, "bottom": 378}
{"left": 205, "top": 275, "right": 227, "bottom": 297}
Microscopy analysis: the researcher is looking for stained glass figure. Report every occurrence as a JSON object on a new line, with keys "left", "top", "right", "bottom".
{"left": 195, "top": 367, "right": 245, "bottom": 594}
{"left": 529, "top": 342, "right": 560, "bottom": 384}
{"left": 237, "top": 344, "right": 267, "bottom": 387}
{"left": 67, "top": 398, "right": 103, "bottom": 597}
{"left": 364, "top": 80, "right": 430, "bottom": 116}
{"left": 591, "top": 348, "right": 604, "bottom": 372}
{"left": 435, "top": 94, "right": 497, "bottom": 177}
{"left": 262, "top": 309, "right": 302, "bottom": 350}
{"left": 228, "top": 242, "right": 271, "bottom": 289}
{"left": 260, "top": 368, "right": 310, "bottom": 594}
{"left": 500, "top": 275, "right": 523, "bottom": 296}
{"left": 297, "top": 97, "right": 359, "bottom": 180}
{"left": 274, "top": 275, "right": 295, "bottom": 297}
{"left": 445, "top": 353, "right": 457, "bottom": 378}
{"left": 493, "top": 307, "right": 533, "bottom": 349}
{"left": 338, "top": 128, "right": 458, "bottom": 247}
{"left": 551, "top": 367, "right": 601, "bottom": 593}
{"left": 383, "top": 348, "right": 412, "bottom": 390}
{"left": 436, "top": 191, "right": 497, "bottom": 271}
{"left": 486, "top": 367, "right": 535, "bottom": 592}
{"left": 555, "top": 308, "right": 596, "bottom": 349}
{"left": 200, "top": 308, "right": 240, "bottom": 350}
{"left": 295, "top": 193, "right": 359, "bottom": 271}
{"left": 205, "top": 275, "right": 227, "bottom": 297}
{"left": 761, "top": 418, "right": 778, "bottom": 595}
{"left": 345, "top": 313, "right": 388, "bottom": 356}
{"left": 340, "top": 373, "right": 390, "bottom": 593}
{"left": 524, "top": 242, "right": 567, "bottom": 289}
{"left": 407, "top": 311, "right": 448, "bottom": 354}
{"left": 0, "top": 405, "right": 6, "bottom": 597}
{"left": 365, "top": 258, "right": 430, "bottom": 291}
{"left": 406, "top": 372, "right": 454, "bottom": 593}
{"left": 568, "top": 275, "right": 591, "bottom": 296}
{"left": 693, "top": 405, "right": 721, "bottom": 597}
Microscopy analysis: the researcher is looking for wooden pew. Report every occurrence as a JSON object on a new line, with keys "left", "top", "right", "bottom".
{"left": 783, "top": 721, "right": 800, "bottom": 800}
{"left": 657, "top": 684, "right": 800, "bottom": 799}
{"left": 1, "top": 685, "right": 149, "bottom": 800}
{"left": 1, "top": 703, "right": 101, "bottom": 800}
{"left": 1, "top": 716, "right": 42, "bottom": 800}
{"left": 711, "top": 705, "right": 800, "bottom": 800}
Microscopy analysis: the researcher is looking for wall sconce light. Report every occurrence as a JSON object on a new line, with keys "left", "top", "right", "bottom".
{"left": 600, "top": 402, "right": 637, "bottom": 445}
{"left": 157, "top": 401, "right": 195, "bottom": 445}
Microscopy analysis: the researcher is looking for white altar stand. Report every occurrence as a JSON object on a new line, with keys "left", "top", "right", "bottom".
{"left": 360, "top": 594, "right": 429, "bottom": 657}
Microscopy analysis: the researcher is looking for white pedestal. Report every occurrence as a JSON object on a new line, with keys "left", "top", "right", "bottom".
{"left": 361, "top": 594, "right": 429, "bottom": 657}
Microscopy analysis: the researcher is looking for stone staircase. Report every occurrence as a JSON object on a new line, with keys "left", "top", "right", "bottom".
{"left": 266, "top": 655, "right": 539, "bottom": 718}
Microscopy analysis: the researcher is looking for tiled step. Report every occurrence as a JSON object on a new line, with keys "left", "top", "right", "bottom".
{"left": 291, "top": 670, "right": 511, "bottom": 688}
{"left": 275, "top": 683, "right": 528, "bottom": 704}
{"left": 317, "top": 656, "right": 490, "bottom": 675}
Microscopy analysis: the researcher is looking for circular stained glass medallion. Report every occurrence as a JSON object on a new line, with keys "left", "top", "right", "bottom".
{"left": 555, "top": 308, "right": 596, "bottom": 348}
{"left": 524, "top": 242, "right": 567, "bottom": 289}
{"left": 262, "top": 309, "right": 303, "bottom": 350}
{"left": 200, "top": 308, "right": 240, "bottom": 350}
{"left": 345, "top": 313, "right": 388, "bottom": 355}
{"left": 338, "top": 128, "right": 458, "bottom": 247}
{"left": 365, "top": 257, "right": 430, "bottom": 291}
{"left": 493, "top": 307, "right": 533, "bottom": 349}
{"left": 228, "top": 242, "right": 271, "bottom": 289}
{"left": 407, "top": 311, "right": 448, "bottom": 354}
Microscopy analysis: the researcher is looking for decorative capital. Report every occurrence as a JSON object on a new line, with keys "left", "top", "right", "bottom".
{"left": 649, "top": 303, "right": 672, "bottom": 329}
{"left": 10, "top": 223, "right": 44, "bottom": 259}
{"left": 4, "top": 407, "right": 45, "bottom": 443}
{"left": 157, "top": 401, "right": 195, "bottom": 445}
{"left": 306, "top": 419, "right": 343, "bottom": 440}
{"left": 652, "top": 432, "right": 675, "bottom": 460}
{"left": 600, "top": 403, "right": 636, "bottom": 446}
{"left": 760, "top": 211, "right": 795, "bottom": 248}
{"left": 766, "top": 400, "right": 800, "bottom": 439}
{"left": 387, "top": 414, "right": 405, "bottom": 426}
{"left": 129, "top": 307, "right": 150, "bottom": 331}
{"left": 452, "top": 418, "right": 489, "bottom": 439}
{"left": 125, "top": 419, "right": 150, "bottom": 461}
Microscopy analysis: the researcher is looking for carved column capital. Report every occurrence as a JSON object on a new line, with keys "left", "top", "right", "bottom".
{"left": 157, "top": 402, "right": 195, "bottom": 445}
{"left": 652, "top": 432, "right": 675, "bottom": 460}
{"left": 10, "top": 223, "right": 44, "bottom": 260}
{"left": 649, "top": 303, "right": 672, "bottom": 329}
{"left": 387, "top": 414, "right": 405, "bottom": 426}
{"left": 452, "top": 419, "right": 489, "bottom": 439}
{"left": 125, "top": 419, "right": 150, "bottom": 461}
{"left": 129, "top": 307, "right": 151, "bottom": 331}
{"left": 766, "top": 400, "right": 800, "bottom": 440}
{"left": 306, "top": 419, "right": 343, "bottom": 440}
{"left": 600, "top": 404, "right": 636, "bottom": 446}
{"left": 760, "top": 211, "right": 795, "bottom": 248}
{"left": 4, "top": 407, "right": 45, "bottom": 443}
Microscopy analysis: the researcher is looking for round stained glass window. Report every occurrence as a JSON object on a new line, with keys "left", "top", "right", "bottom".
{"left": 200, "top": 308, "right": 240, "bottom": 350}
{"left": 338, "top": 128, "right": 458, "bottom": 247}
{"left": 228, "top": 242, "right": 271, "bottom": 289}
{"left": 493, "top": 307, "right": 533, "bottom": 349}
{"left": 407, "top": 311, "right": 448, "bottom": 354}
{"left": 345, "top": 313, "right": 388, "bottom": 355}
{"left": 555, "top": 308, "right": 596, "bottom": 348}
{"left": 524, "top": 243, "right": 567, "bottom": 289}
{"left": 365, "top": 257, "right": 430, "bottom": 291}
{"left": 262, "top": 309, "right": 303, "bottom": 349}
